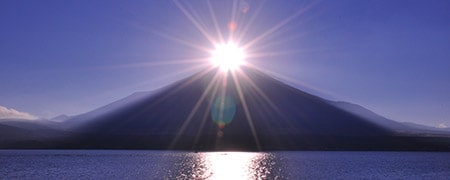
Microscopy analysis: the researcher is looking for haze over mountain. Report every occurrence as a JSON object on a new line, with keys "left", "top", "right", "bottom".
{"left": 1, "top": 67, "right": 449, "bottom": 151}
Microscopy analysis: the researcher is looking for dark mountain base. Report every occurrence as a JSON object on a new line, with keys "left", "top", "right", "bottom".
{"left": 3, "top": 134, "right": 449, "bottom": 152}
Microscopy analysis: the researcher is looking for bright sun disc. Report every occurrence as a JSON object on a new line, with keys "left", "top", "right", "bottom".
{"left": 210, "top": 42, "right": 245, "bottom": 71}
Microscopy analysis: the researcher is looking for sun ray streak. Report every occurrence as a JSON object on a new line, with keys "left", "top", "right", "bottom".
{"left": 148, "top": 67, "right": 216, "bottom": 109}
{"left": 248, "top": 31, "right": 310, "bottom": 53}
{"left": 112, "top": 67, "right": 217, "bottom": 129}
{"left": 242, "top": 1, "right": 318, "bottom": 49}
{"left": 173, "top": 0, "right": 218, "bottom": 46}
{"left": 152, "top": 30, "right": 211, "bottom": 53}
{"left": 184, "top": 1, "right": 215, "bottom": 36}
{"left": 228, "top": 0, "right": 239, "bottom": 40}
{"left": 218, "top": 73, "right": 229, "bottom": 127}
{"left": 247, "top": 64, "right": 337, "bottom": 99}
{"left": 246, "top": 49, "right": 315, "bottom": 60}
{"left": 118, "top": 64, "right": 208, "bottom": 91}
{"left": 236, "top": 0, "right": 267, "bottom": 44}
{"left": 207, "top": 0, "right": 225, "bottom": 43}
{"left": 236, "top": 70, "right": 286, "bottom": 120}
{"left": 169, "top": 69, "right": 223, "bottom": 149}
{"left": 230, "top": 71, "right": 261, "bottom": 151}
{"left": 102, "top": 59, "right": 208, "bottom": 70}
{"left": 236, "top": 69, "right": 304, "bottom": 135}
{"left": 192, "top": 102, "right": 213, "bottom": 150}
{"left": 192, "top": 74, "right": 224, "bottom": 150}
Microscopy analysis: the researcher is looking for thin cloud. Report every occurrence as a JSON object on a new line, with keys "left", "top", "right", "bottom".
{"left": 0, "top": 105, "right": 38, "bottom": 120}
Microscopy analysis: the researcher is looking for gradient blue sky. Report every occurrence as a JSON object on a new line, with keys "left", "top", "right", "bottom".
{"left": 1, "top": 0, "right": 449, "bottom": 127}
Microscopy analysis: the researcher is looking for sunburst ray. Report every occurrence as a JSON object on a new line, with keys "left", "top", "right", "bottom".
{"left": 173, "top": 0, "right": 218, "bottom": 46}
{"left": 169, "top": 69, "right": 223, "bottom": 148}
{"left": 242, "top": 1, "right": 318, "bottom": 49}
{"left": 207, "top": 0, "right": 225, "bottom": 44}
{"left": 230, "top": 70, "right": 261, "bottom": 151}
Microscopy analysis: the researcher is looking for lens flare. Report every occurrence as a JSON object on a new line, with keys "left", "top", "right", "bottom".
{"left": 211, "top": 95, "right": 237, "bottom": 128}
{"left": 228, "top": 21, "right": 237, "bottom": 31}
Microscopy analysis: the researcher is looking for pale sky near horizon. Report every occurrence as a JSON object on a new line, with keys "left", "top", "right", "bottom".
{"left": 1, "top": 0, "right": 449, "bottom": 127}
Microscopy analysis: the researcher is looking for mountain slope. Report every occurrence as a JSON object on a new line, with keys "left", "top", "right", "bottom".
{"left": 67, "top": 67, "right": 446, "bottom": 150}
{"left": 331, "top": 102, "right": 450, "bottom": 135}
{"left": 0, "top": 120, "right": 70, "bottom": 148}
{"left": 64, "top": 91, "right": 157, "bottom": 129}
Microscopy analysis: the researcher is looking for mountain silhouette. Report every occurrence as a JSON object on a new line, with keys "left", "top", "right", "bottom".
{"left": 61, "top": 67, "right": 449, "bottom": 151}
{"left": 1, "top": 67, "right": 449, "bottom": 150}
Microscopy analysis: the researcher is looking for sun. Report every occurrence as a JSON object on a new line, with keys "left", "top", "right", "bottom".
{"left": 210, "top": 42, "right": 246, "bottom": 71}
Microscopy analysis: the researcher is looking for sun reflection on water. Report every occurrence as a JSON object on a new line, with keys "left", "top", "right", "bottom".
{"left": 174, "top": 152, "right": 278, "bottom": 180}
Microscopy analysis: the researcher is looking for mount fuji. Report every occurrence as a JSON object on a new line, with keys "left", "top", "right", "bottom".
{"left": 1, "top": 67, "right": 449, "bottom": 150}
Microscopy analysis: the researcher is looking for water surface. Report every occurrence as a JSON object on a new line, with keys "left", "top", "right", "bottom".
{"left": 1, "top": 150, "right": 449, "bottom": 179}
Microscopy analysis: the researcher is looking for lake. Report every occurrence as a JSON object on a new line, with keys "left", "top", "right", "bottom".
{"left": 0, "top": 150, "right": 449, "bottom": 179}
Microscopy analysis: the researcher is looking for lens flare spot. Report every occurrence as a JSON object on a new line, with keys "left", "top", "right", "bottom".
{"left": 240, "top": 1, "right": 250, "bottom": 13}
{"left": 211, "top": 95, "right": 236, "bottom": 128}
{"left": 228, "top": 21, "right": 237, "bottom": 31}
{"left": 217, "top": 130, "right": 224, "bottom": 138}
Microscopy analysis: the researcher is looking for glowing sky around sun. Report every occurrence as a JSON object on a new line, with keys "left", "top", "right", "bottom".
{"left": 0, "top": 0, "right": 449, "bottom": 127}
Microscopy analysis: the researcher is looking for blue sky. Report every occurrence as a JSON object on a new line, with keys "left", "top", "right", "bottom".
{"left": 1, "top": 0, "right": 449, "bottom": 127}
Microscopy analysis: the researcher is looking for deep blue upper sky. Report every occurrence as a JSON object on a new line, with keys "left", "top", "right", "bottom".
{"left": 1, "top": 0, "right": 449, "bottom": 127}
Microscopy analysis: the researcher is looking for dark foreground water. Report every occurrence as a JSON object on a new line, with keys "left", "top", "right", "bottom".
{"left": 0, "top": 150, "right": 449, "bottom": 179}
